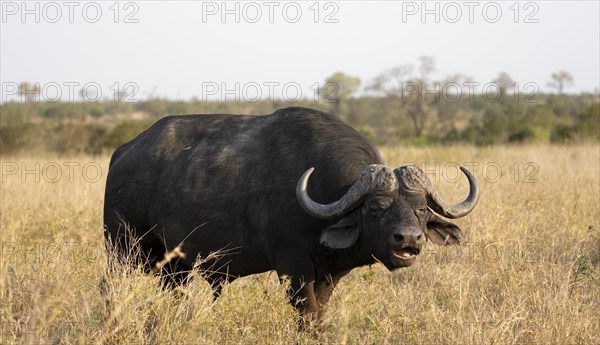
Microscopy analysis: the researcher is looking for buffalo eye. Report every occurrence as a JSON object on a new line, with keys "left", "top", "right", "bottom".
{"left": 415, "top": 207, "right": 428, "bottom": 218}
{"left": 364, "top": 197, "right": 392, "bottom": 218}
{"left": 368, "top": 204, "right": 382, "bottom": 217}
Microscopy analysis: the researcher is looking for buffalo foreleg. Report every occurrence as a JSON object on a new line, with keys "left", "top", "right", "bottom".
{"left": 274, "top": 249, "right": 319, "bottom": 323}
{"left": 313, "top": 271, "right": 347, "bottom": 321}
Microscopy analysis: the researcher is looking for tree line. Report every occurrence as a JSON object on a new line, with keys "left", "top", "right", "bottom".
{"left": 1, "top": 57, "right": 598, "bottom": 155}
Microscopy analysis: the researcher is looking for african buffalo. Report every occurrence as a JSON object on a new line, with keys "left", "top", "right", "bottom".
{"left": 103, "top": 107, "right": 479, "bottom": 319}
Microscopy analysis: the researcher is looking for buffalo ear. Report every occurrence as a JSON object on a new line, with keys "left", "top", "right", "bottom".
{"left": 320, "top": 216, "right": 359, "bottom": 249}
{"left": 425, "top": 215, "right": 462, "bottom": 246}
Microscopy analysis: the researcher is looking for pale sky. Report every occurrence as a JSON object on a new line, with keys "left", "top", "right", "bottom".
{"left": 1, "top": 1, "right": 599, "bottom": 102}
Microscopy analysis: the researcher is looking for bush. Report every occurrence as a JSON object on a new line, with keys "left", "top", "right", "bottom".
{"left": 575, "top": 103, "right": 600, "bottom": 140}
{"left": 0, "top": 122, "right": 35, "bottom": 155}
{"left": 47, "top": 123, "right": 108, "bottom": 155}
{"left": 508, "top": 127, "right": 536, "bottom": 143}
{"left": 551, "top": 124, "right": 575, "bottom": 143}
{"left": 89, "top": 105, "right": 105, "bottom": 118}
{"left": 476, "top": 109, "right": 509, "bottom": 145}
{"left": 508, "top": 126, "right": 549, "bottom": 144}
{"left": 102, "top": 120, "right": 154, "bottom": 150}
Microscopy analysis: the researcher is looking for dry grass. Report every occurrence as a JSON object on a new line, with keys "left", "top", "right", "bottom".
{"left": 1, "top": 145, "right": 599, "bottom": 344}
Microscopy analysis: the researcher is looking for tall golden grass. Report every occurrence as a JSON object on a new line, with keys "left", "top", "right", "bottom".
{"left": 1, "top": 145, "right": 598, "bottom": 344}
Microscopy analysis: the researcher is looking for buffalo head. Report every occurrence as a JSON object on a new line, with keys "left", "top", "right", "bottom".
{"left": 296, "top": 164, "right": 479, "bottom": 270}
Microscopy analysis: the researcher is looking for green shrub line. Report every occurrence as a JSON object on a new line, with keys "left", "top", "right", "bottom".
{"left": 1, "top": 94, "right": 598, "bottom": 155}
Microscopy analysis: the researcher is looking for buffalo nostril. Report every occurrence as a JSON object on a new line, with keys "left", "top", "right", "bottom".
{"left": 394, "top": 229, "right": 424, "bottom": 244}
{"left": 393, "top": 233, "right": 404, "bottom": 243}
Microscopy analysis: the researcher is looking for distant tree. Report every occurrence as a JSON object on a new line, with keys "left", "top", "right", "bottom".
{"left": 548, "top": 71, "right": 574, "bottom": 94}
{"left": 79, "top": 87, "right": 99, "bottom": 102}
{"left": 418, "top": 56, "right": 435, "bottom": 80}
{"left": 115, "top": 88, "right": 129, "bottom": 102}
{"left": 438, "top": 73, "right": 474, "bottom": 128}
{"left": 369, "top": 56, "right": 438, "bottom": 137}
{"left": 493, "top": 72, "right": 515, "bottom": 93}
{"left": 442, "top": 73, "right": 473, "bottom": 86}
{"left": 18, "top": 82, "right": 40, "bottom": 103}
{"left": 367, "top": 64, "right": 414, "bottom": 96}
{"left": 320, "top": 72, "right": 361, "bottom": 114}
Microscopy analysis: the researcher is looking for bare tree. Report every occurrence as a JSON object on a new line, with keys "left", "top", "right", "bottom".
{"left": 493, "top": 72, "right": 515, "bottom": 92}
{"left": 368, "top": 56, "right": 438, "bottom": 137}
{"left": 418, "top": 56, "right": 435, "bottom": 80}
{"left": 548, "top": 71, "right": 574, "bottom": 94}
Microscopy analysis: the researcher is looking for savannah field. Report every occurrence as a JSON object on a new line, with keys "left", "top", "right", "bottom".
{"left": 0, "top": 144, "right": 598, "bottom": 345}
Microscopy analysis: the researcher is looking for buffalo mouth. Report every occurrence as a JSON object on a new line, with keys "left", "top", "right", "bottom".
{"left": 391, "top": 247, "right": 421, "bottom": 266}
